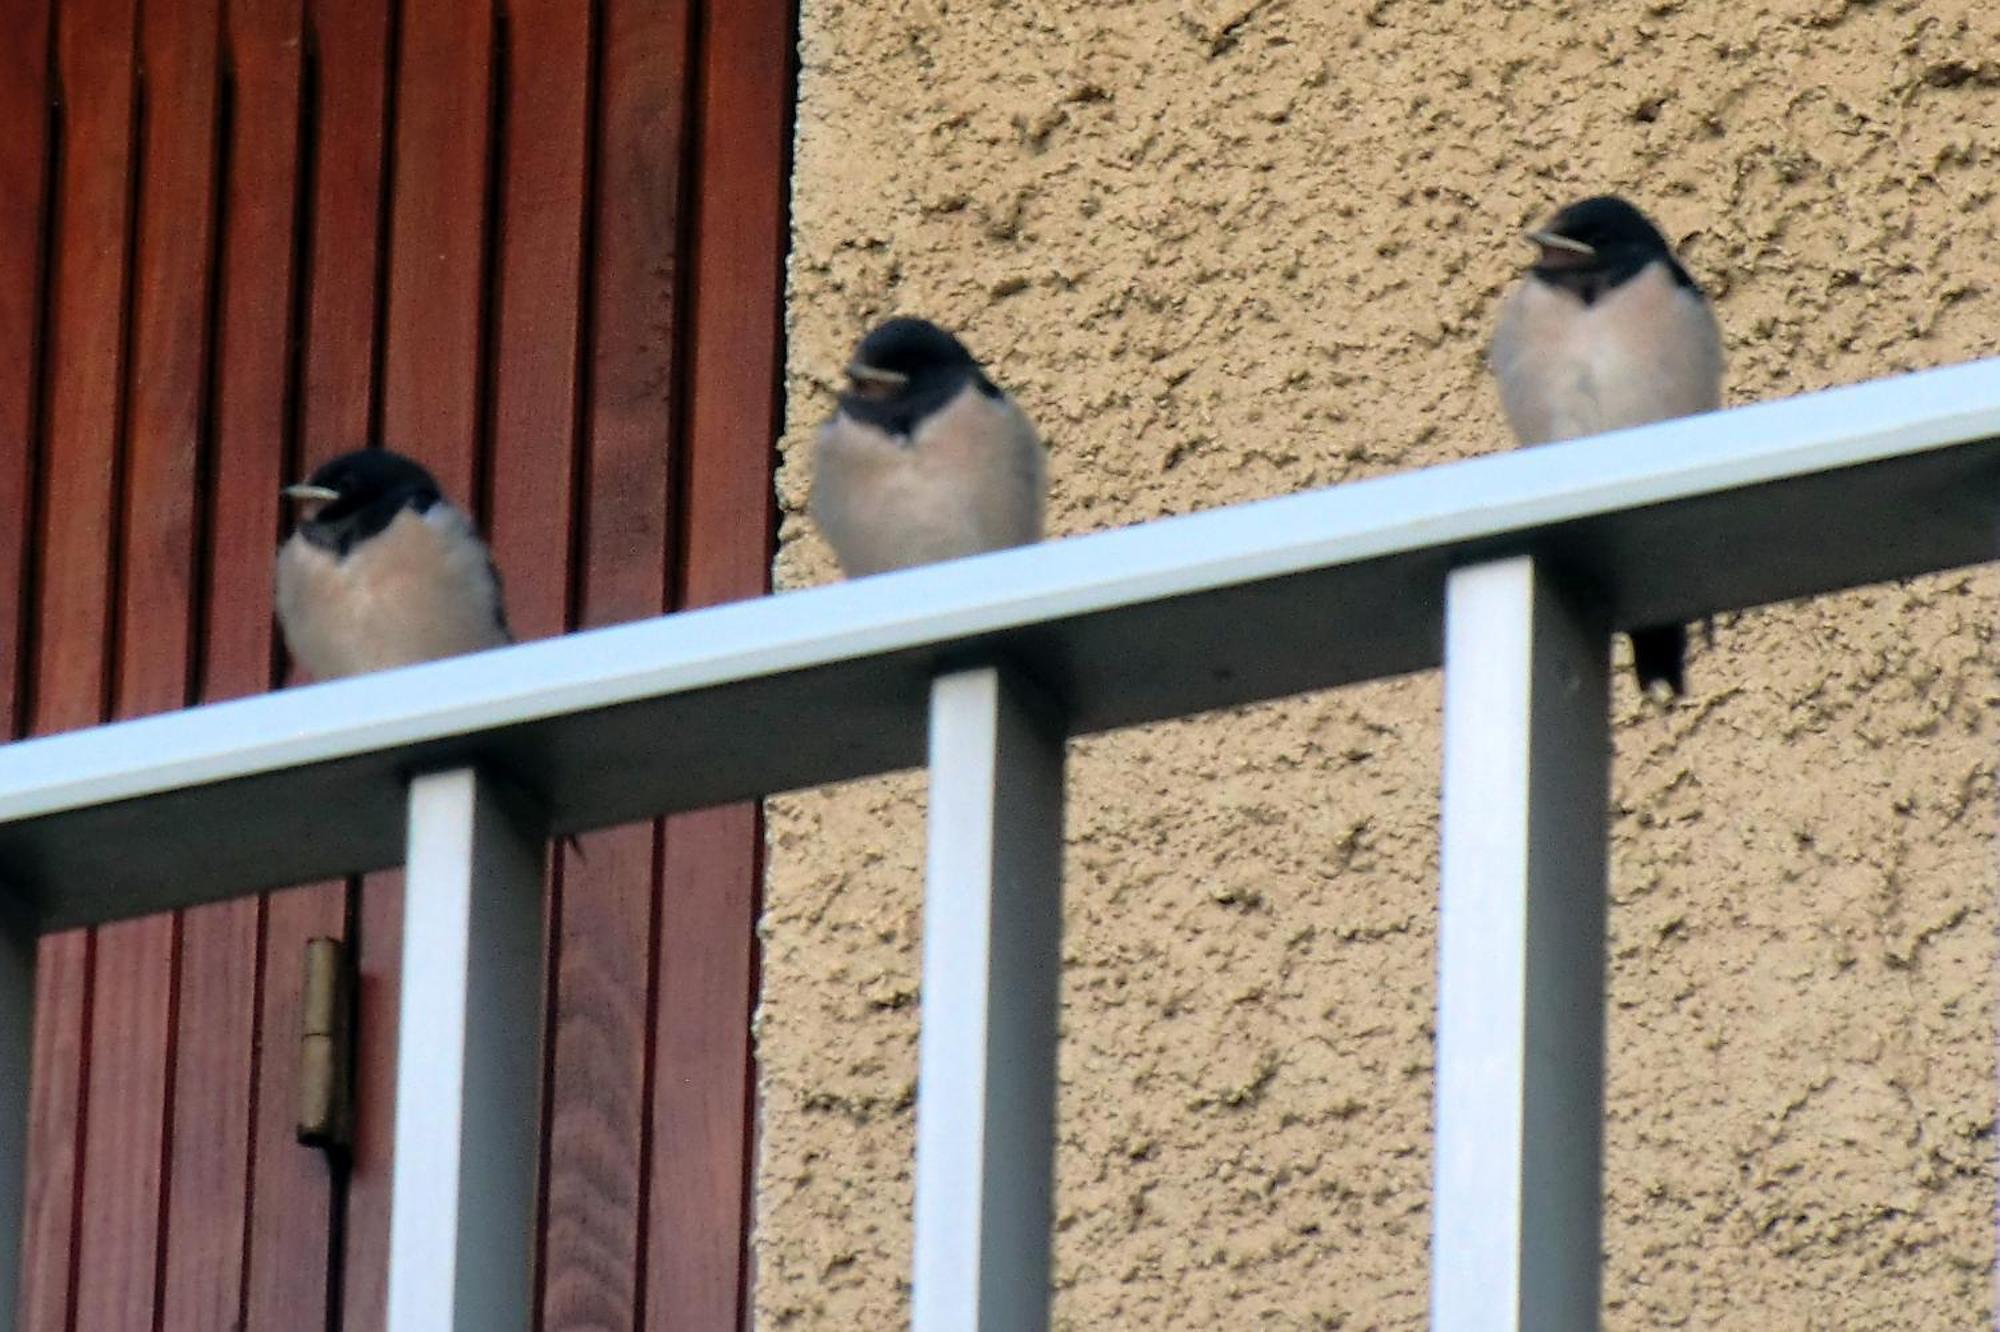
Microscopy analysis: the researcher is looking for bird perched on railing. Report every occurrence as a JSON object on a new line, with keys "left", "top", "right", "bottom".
{"left": 1489, "top": 194, "right": 1724, "bottom": 698}
{"left": 810, "top": 316, "right": 1046, "bottom": 578}
{"left": 276, "top": 448, "right": 511, "bottom": 681}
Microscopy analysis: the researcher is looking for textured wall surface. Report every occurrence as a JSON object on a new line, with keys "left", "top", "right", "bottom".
{"left": 758, "top": 1, "right": 2000, "bottom": 1326}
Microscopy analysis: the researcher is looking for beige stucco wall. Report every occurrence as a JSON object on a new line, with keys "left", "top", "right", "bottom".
{"left": 757, "top": 1, "right": 2000, "bottom": 1326}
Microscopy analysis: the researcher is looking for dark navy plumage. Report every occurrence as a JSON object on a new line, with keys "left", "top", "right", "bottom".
{"left": 811, "top": 317, "right": 1045, "bottom": 578}
{"left": 275, "top": 448, "right": 510, "bottom": 680}
{"left": 1490, "top": 195, "right": 1723, "bottom": 698}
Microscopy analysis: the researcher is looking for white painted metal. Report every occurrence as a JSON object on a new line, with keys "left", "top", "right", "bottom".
{"left": 0, "top": 895, "right": 31, "bottom": 1332}
{"left": 1433, "top": 557, "right": 1610, "bottom": 1332}
{"left": 3, "top": 359, "right": 2000, "bottom": 925}
{"left": 913, "top": 667, "right": 1066, "bottom": 1332}
{"left": 387, "top": 768, "right": 546, "bottom": 1332}
{"left": 0, "top": 359, "right": 1988, "bottom": 1325}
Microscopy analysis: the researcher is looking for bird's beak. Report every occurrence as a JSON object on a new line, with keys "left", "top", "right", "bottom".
{"left": 283, "top": 484, "right": 341, "bottom": 503}
{"left": 845, "top": 363, "right": 909, "bottom": 389}
{"left": 1527, "top": 230, "right": 1596, "bottom": 269}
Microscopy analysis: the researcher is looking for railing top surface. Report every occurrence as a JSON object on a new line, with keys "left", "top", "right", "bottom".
{"left": 4, "top": 357, "right": 2000, "bottom": 926}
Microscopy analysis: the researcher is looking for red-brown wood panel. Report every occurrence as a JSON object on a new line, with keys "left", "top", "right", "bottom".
{"left": 171, "top": 0, "right": 324, "bottom": 1326}
{"left": 221, "top": 1, "right": 346, "bottom": 1321}
{"left": 0, "top": 11, "right": 57, "bottom": 1311}
{"left": 481, "top": 23, "right": 593, "bottom": 1310}
{"left": 343, "top": 0, "right": 498, "bottom": 1324}
{"left": 243, "top": 888, "right": 344, "bottom": 1331}
{"left": 290, "top": 5, "right": 399, "bottom": 1326}
{"left": 299, "top": 0, "right": 396, "bottom": 459}
{"left": 485, "top": 0, "right": 589, "bottom": 644}
{"left": 536, "top": 1, "right": 694, "bottom": 1325}
{"left": 12, "top": 0, "right": 793, "bottom": 1324}
{"left": 0, "top": 0, "right": 52, "bottom": 739}
{"left": 646, "top": 1, "right": 791, "bottom": 1325}
{"left": 75, "top": 0, "right": 225, "bottom": 1324}
{"left": 160, "top": 898, "right": 258, "bottom": 1330}
{"left": 24, "top": 0, "right": 143, "bottom": 1322}
{"left": 379, "top": 0, "right": 493, "bottom": 495}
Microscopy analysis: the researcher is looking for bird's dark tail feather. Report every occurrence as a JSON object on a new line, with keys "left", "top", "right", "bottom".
{"left": 1629, "top": 623, "right": 1686, "bottom": 697}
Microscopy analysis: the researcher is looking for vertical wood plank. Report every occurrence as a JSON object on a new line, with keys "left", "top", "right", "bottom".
{"left": 202, "top": 0, "right": 305, "bottom": 705}
{"left": 347, "top": 0, "right": 497, "bottom": 1324}
{"left": 33, "top": 0, "right": 137, "bottom": 743}
{"left": 73, "top": 0, "right": 226, "bottom": 1325}
{"left": 20, "top": 937, "right": 86, "bottom": 1332}
{"left": 650, "top": 804, "right": 759, "bottom": 1329}
{"left": 0, "top": 17, "right": 60, "bottom": 1321}
{"left": 538, "top": 1, "right": 694, "bottom": 1325}
{"left": 378, "top": 0, "right": 493, "bottom": 497}
{"left": 23, "top": 0, "right": 143, "bottom": 1323}
{"left": 299, "top": 0, "right": 396, "bottom": 462}
{"left": 484, "top": 0, "right": 590, "bottom": 644}
{"left": 244, "top": 889, "right": 345, "bottom": 1331}
{"left": 157, "top": 900, "right": 258, "bottom": 1331}
{"left": 340, "top": 872, "right": 402, "bottom": 1332}
{"left": 71, "top": 920, "right": 175, "bottom": 1332}
{"left": 647, "top": 0, "right": 792, "bottom": 1324}
{"left": 0, "top": 0, "right": 52, "bottom": 738}
{"left": 676, "top": 0, "right": 788, "bottom": 612}
{"left": 259, "top": 5, "right": 398, "bottom": 1326}
{"left": 475, "top": 1, "right": 597, "bottom": 1316}
{"left": 173, "top": 0, "right": 322, "bottom": 1327}
{"left": 296, "top": 4, "right": 399, "bottom": 1327}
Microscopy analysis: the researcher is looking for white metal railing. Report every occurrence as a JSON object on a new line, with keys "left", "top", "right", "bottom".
{"left": 2, "top": 359, "right": 2000, "bottom": 1330}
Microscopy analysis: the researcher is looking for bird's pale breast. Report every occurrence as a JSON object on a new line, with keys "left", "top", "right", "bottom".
{"left": 275, "top": 504, "right": 508, "bottom": 680}
{"left": 811, "top": 384, "right": 1045, "bottom": 577}
{"left": 1490, "top": 260, "right": 1724, "bottom": 446}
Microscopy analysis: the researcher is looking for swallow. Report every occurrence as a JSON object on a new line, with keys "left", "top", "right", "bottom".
{"left": 810, "top": 317, "right": 1046, "bottom": 578}
{"left": 275, "top": 448, "right": 510, "bottom": 681}
{"left": 1488, "top": 194, "right": 1724, "bottom": 697}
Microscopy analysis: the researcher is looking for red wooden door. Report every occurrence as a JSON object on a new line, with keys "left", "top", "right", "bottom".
{"left": 0, "top": 1, "right": 791, "bottom": 1327}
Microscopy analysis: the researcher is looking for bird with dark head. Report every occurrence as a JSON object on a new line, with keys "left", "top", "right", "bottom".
{"left": 1489, "top": 194, "right": 1724, "bottom": 699}
{"left": 275, "top": 448, "right": 511, "bottom": 681}
{"left": 811, "top": 316, "right": 1045, "bottom": 578}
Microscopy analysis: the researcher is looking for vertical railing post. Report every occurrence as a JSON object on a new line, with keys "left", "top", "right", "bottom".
{"left": 1433, "top": 556, "right": 1610, "bottom": 1332}
{"left": 0, "top": 898, "right": 31, "bottom": 1332}
{"left": 913, "top": 666, "right": 1066, "bottom": 1332}
{"left": 387, "top": 767, "right": 547, "bottom": 1332}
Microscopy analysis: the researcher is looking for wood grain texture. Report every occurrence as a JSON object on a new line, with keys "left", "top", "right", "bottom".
{"left": 165, "top": 1, "right": 327, "bottom": 1327}
{"left": 243, "top": 887, "right": 345, "bottom": 1332}
{"left": 0, "top": 0, "right": 52, "bottom": 738}
{"left": 34, "top": 0, "right": 138, "bottom": 740}
{"left": 202, "top": 0, "right": 305, "bottom": 705}
{"left": 677, "top": 0, "right": 788, "bottom": 612}
{"left": 72, "top": 917, "right": 175, "bottom": 1332}
{"left": 534, "top": 3, "right": 695, "bottom": 1327}
{"left": 21, "top": 934, "right": 88, "bottom": 1332}
{"left": 643, "top": 1, "right": 791, "bottom": 1324}
{"left": 10, "top": 0, "right": 791, "bottom": 1321}
{"left": 299, "top": 0, "right": 396, "bottom": 460}
{"left": 159, "top": 899, "right": 258, "bottom": 1331}
{"left": 0, "top": 10, "right": 59, "bottom": 1327}
{"left": 648, "top": 804, "right": 760, "bottom": 1331}
{"left": 304, "top": 5, "right": 402, "bottom": 1325}
{"left": 336, "top": 872, "right": 400, "bottom": 1332}
{"left": 75, "top": 0, "right": 225, "bottom": 1323}
{"left": 24, "top": 0, "right": 143, "bottom": 1322}
{"left": 345, "top": 0, "right": 499, "bottom": 1324}
{"left": 483, "top": 0, "right": 589, "bottom": 644}
{"left": 378, "top": 0, "right": 493, "bottom": 495}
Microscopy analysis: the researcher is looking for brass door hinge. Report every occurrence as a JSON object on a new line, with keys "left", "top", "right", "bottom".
{"left": 298, "top": 936, "right": 354, "bottom": 1152}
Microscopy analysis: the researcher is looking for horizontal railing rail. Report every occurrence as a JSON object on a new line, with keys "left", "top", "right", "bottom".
{"left": 4, "top": 358, "right": 1999, "bottom": 925}
{"left": 0, "top": 356, "right": 1996, "bottom": 1329}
